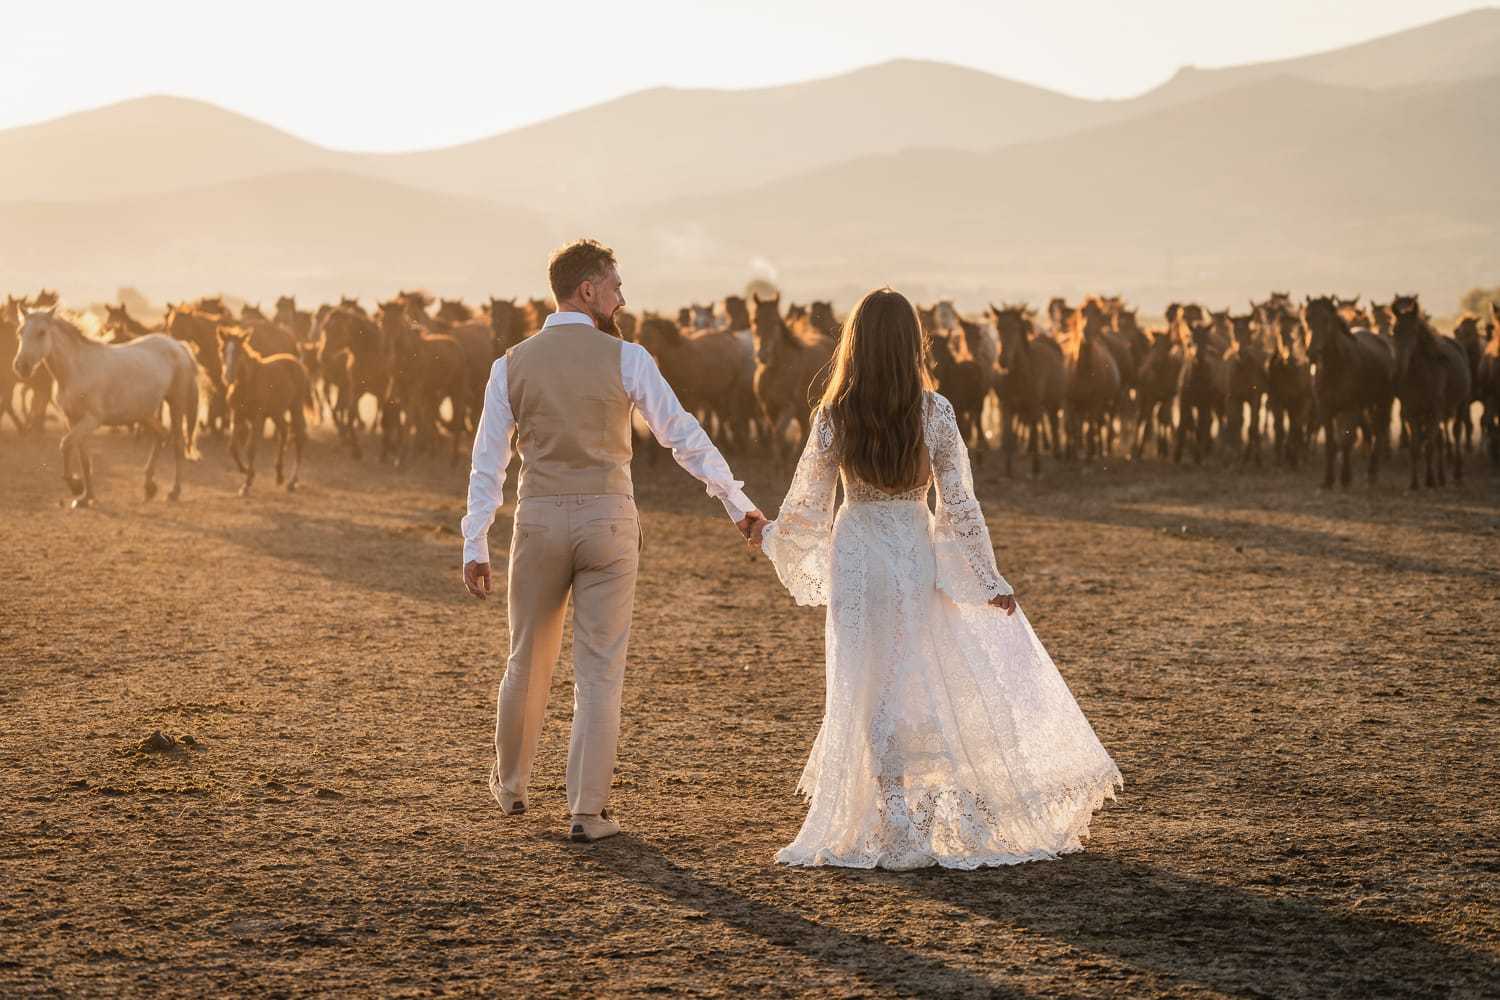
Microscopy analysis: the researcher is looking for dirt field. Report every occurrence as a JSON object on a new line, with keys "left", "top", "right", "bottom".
{"left": 2, "top": 424, "right": 1497, "bottom": 999}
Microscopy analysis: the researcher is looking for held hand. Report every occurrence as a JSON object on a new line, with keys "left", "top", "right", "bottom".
{"left": 463, "top": 560, "right": 493, "bottom": 599}
{"left": 748, "top": 518, "right": 768, "bottom": 550}
{"left": 736, "top": 509, "right": 766, "bottom": 540}
{"left": 989, "top": 593, "right": 1016, "bottom": 616}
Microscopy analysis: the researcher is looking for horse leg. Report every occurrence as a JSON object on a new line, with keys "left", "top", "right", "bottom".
{"left": 1451, "top": 411, "right": 1464, "bottom": 483}
{"left": 288, "top": 408, "right": 305, "bottom": 492}
{"left": 1434, "top": 419, "right": 1447, "bottom": 488}
{"left": 240, "top": 414, "right": 260, "bottom": 497}
{"left": 272, "top": 415, "right": 288, "bottom": 486}
{"left": 142, "top": 416, "right": 166, "bottom": 501}
{"left": 62, "top": 414, "right": 101, "bottom": 508}
{"left": 0, "top": 391, "right": 21, "bottom": 434}
{"left": 59, "top": 424, "right": 82, "bottom": 495}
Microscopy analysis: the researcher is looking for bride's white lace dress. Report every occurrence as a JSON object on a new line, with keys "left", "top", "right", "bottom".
{"left": 760, "top": 392, "right": 1123, "bottom": 870}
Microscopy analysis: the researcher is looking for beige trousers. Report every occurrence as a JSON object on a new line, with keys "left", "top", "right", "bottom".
{"left": 489, "top": 494, "right": 640, "bottom": 817}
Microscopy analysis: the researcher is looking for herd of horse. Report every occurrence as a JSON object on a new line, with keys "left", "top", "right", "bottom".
{"left": 3, "top": 286, "right": 1499, "bottom": 507}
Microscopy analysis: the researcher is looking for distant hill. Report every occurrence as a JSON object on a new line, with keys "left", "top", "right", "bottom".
{"left": 1130, "top": 8, "right": 1500, "bottom": 112}
{"left": 620, "top": 72, "right": 1500, "bottom": 309}
{"left": 0, "top": 171, "right": 559, "bottom": 304}
{"left": 356, "top": 59, "right": 1114, "bottom": 212}
{"left": 0, "top": 95, "right": 341, "bottom": 203}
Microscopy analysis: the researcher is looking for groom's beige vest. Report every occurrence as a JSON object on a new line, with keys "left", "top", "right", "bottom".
{"left": 505, "top": 322, "right": 634, "bottom": 499}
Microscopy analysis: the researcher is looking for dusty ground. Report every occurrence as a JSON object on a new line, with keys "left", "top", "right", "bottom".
{"left": 1, "top": 422, "right": 1497, "bottom": 999}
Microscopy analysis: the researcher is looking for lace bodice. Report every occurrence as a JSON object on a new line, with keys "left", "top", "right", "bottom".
{"left": 843, "top": 474, "right": 931, "bottom": 505}
{"left": 760, "top": 392, "right": 1011, "bottom": 606}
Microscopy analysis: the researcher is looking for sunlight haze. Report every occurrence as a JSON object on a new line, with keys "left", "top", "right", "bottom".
{"left": 5, "top": 0, "right": 1489, "bottom": 151}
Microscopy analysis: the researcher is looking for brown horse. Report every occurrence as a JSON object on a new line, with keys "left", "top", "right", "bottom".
{"left": 319, "top": 306, "right": 392, "bottom": 460}
{"left": 488, "top": 297, "right": 528, "bottom": 354}
{"left": 274, "top": 295, "right": 314, "bottom": 342}
{"left": 991, "top": 304, "right": 1064, "bottom": 477}
{"left": 1224, "top": 312, "right": 1271, "bottom": 465}
{"left": 165, "top": 304, "right": 232, "bottom": 434}
{"left": 1479, "top": 302, "right": 1500, "bottom": 465}
{"left": 101, "top": 303, "right": 158, "bottom": 344}
{"left": 1101, "top": 303, "right": 1149, "bottom": 447}
{"left": 1174, "top": 323, "right": 1229, "bottom": 465}
{"left": 218, "top": 328, "right": 315, "bottom": 496}
{"left": 1260, "top": 303, "right": 1314, "bottom": 469}
{"left": 447, "top": 320, "right": 499, "bottom": 432}
{"left": 614, "top": 309, "right": 638, "bottom": 343}
{"left": 435, "top": 298, "right": 475, "bottom": 325}
{"left": 1062, "top": 299, "right": 1121, "bottom": 461}
{"left": 637, "top": 315, "right": 757, "bottom": 449}
{"left": 1390, "top": 296, "right": 1469, "bottom": 488}
{"left": 1302, "top": 296, "right": 1396, "bottom": 489}
{"left": 809, "top": 301, "right": 839, "bottom": 340}
{"left": 381, "top": 303, "right": 468, "bottom": 467}
{"left": 722, "top": 295, "right": 752, "bottom": 332}
{"left": 750, "top": 293, "right": 834, "bottom": 465}
{"left": 929, "top": 328, "right": 987, "bottom": 458}
{"left": 1132, "top": 328, "right": 1183, "bottom": 461}
{"left": 524, "top": 297, "right": 553, "bottom": 334}
{"left": 1451, "top": 315, "right": 1486, "bottom": 453}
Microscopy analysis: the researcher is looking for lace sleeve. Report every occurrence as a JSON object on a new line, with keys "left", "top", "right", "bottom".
{"left": 760, "top": 407, "right": 839, "bottom": 606}
{"left": 929, "top": 393, "right": 1013, "bottom": 603}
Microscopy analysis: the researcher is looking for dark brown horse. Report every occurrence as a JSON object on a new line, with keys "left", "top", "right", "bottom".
{"left": 101, "top": 303, "right": 158, "bottom": 344}
{"left": 1062, "top": 299, "right": 1121, "bottom": 461}
{"left": 488, "top": 297, "right": 528, "bottom": 354}
{"left": 1390, "top": 296, "right": 1469, "bottom": 488}
{"left": 1451, "top": 315, "right": 1485, "bottom": 453}
{"left": 1174, "top": 323, "right": 1229, "bottom": 465}
{"left": 1260, "top": 303, "right": 1314, "bottom": 469}
{"left": 1132, "top": 328, "right": 1183, "bottom": 460}
{"left": 1302, "top": 296, "right": 1396, "bottom": 489}
{"left": 1224, "top": 312, "right": 1271, "bottom": 465}
{"left": 319, "top": 305, "right": 391, "bottom": 459}
{"left": 929, "top": 328, "right": 987, "bottom": 458}
{"left": 991, "top": 304, "right": 1064, "bottom": 477}
{"left": 722, "top": 295, "right": 752, "bottom": 332}
{"left": 637, "top": 315, "right": 757, "bottom": 449}
{"left": 381, "top": 303, "right": 468, "bottom": 466}
{"left": 218, "top": 328, "right": 316, "bottom": 495}
{"left": 1478, "top": 302, "right": 1500, "bottom": 465}
{"left": 750, "top": 293, "right": 834, "bottom": 465}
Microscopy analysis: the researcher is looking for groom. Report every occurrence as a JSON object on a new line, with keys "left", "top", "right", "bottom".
{"left": 460, "top": 239, "right": 763, "bottom": 843}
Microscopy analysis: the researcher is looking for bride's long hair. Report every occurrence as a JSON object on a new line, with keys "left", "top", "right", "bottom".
{"left": 819, "top": 287, "right": 934, "bottom": 490}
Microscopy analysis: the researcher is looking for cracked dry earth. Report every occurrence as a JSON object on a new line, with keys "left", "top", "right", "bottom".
{"left": 1, "top": 426, "right": 1497, "bottom": 999}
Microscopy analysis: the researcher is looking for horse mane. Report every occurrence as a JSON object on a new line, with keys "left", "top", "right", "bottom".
{"left": 35, "top": 311, "right": 102, "bottom": 346}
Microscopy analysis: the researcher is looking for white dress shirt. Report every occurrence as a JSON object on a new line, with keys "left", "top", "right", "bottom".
{"left": 460, "top": 310, "right": 757, "bottom": 564}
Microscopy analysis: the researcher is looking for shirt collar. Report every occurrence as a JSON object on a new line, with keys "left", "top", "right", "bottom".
{"left": 541, "top": 310, "right": 595, "bottom": 330}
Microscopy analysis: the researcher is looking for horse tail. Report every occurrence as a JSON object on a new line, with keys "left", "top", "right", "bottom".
{"left": 182, "top": 370, "right": 202, "bottom": 461}
{"left": 177, "top": 345, "right": 203, "bottom": 460}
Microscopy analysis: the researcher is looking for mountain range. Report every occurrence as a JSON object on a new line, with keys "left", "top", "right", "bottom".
{"left": 0, "top": 7, "right": 1495, "bottom": 312}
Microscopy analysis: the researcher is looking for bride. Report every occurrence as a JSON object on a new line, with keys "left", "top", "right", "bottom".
{"left": 750, "top": 288, "right": 1123, "bottom": 870}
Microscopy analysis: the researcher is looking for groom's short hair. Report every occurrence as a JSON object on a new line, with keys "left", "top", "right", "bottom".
{"left": 548, "top": 239, "right": 617, "bottom": 304}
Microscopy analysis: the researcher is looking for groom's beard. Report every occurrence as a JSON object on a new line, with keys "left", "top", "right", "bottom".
{"left": 593, "top": 307, "right": 619, "bottom": 337}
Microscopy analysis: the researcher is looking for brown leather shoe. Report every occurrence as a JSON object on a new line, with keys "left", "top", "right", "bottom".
{"left": 569, "top": 809, "right": 620, "bottom": 843}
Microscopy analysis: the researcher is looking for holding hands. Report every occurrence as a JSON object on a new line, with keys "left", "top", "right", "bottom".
{"left": 737, "top": 510, "right": 767, "bottom": 553}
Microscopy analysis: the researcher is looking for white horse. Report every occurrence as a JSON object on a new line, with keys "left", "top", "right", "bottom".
{"left": 12, "top": 308, "right": 200, "bottom": 507}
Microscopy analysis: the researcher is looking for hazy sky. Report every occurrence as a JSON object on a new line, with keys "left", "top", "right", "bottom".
{"left": 5, "top": 1, "right": 1487, "bottom": 151}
